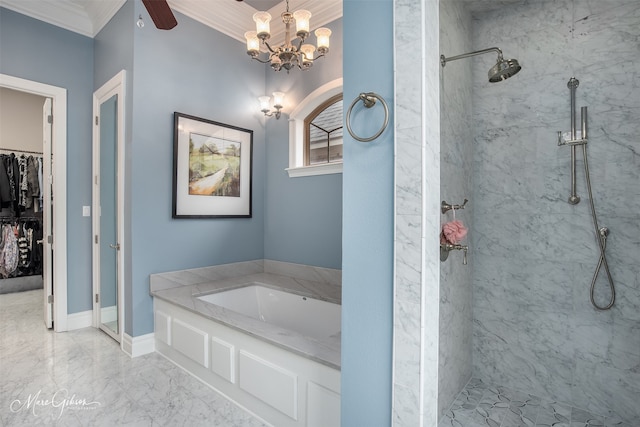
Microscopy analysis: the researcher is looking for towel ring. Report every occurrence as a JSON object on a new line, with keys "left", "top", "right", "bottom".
{"left": 346, "top": 92, "right": 389, "bottom": 142}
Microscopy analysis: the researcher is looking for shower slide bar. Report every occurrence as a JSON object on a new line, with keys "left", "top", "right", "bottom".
{"left": 557, "top": 77, "right": 615, "bottom": 310}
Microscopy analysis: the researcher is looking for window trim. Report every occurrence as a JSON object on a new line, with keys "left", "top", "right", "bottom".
{"left": 287, "top": 78, "right": 343, "bottom": 178}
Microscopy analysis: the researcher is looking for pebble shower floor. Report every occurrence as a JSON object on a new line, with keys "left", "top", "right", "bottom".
{"left": 438, "top": 378, "right": 632, "bottom": 427}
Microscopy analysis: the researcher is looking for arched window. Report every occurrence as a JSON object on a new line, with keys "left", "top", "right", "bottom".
{"left": 305, "top": 94, "right": 343, "bottom": 165}
{"left": 287, "top": 78, "right": 342, "bottom": 178}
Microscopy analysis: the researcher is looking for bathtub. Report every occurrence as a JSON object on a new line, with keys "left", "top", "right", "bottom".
{"left": 197, "top": 285, "right": 341, "bottom": 341}
{"left": 153, "top": 278, "right": 341, "bottom": 427}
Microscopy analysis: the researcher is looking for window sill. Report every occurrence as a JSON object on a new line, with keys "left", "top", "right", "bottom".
{"left": 286, "top": 162, "right": 343, "bottom": 178}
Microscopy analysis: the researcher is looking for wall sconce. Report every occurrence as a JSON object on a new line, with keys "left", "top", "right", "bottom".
{"left": 259, "top": 92, "right": 285, "bottom": 119}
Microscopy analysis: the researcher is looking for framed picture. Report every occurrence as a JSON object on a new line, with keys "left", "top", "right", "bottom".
{"left": 173, "top": 112, "right": 253, "bottom": 218}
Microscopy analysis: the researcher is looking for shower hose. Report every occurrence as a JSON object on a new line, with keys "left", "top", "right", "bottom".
{"left": 582, "top": 144, "right": 616, "bottom": 310}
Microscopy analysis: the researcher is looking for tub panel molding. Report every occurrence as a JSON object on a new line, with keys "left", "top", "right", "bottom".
{"left": 154, "top": 298, "right": 341, "bottom": 427}
{"left": 172, "top": 318, "right": 209, "bottom": 368}
{"left": 211, "top": 337, "right": 235, "bottom": 383}
{"left": 239, "top": 350, "right": 298, "bottom": 420}
{"left": 155, "top": 310, "right": 171, "bottom": 345}
{"left": 307, "top": 381, "right": 341, "bottom": 427}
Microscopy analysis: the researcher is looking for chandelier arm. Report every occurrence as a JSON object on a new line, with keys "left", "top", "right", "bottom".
{"left": 251, "top": 56, "right": 272, "bottom": 64}
{"left": 262, "top": 40, "right": 277, "bottom": 54}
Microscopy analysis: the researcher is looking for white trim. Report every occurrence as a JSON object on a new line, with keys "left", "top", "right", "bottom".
{"left": 286, "top": 162, "right": 343, "bottom": 178}
{"left": 123, "top": 333, "right": 156, "bottom": 358}
{"left": 168, "top": 0, "right": 342, "bottom": 44}
{"left": 288, "top": 78, "right": 343, "bottom": 173}
{"left": 0, "top": 0, "right": 126, "bottom": 37}
{"left": 67, "top": 310, "right": 93, "bottom": 330}
{"left": 92, "top": 70, "right": 126, "bottom": 348}
{"left": 0, "top": 74, "right": 68, "bottom": 332}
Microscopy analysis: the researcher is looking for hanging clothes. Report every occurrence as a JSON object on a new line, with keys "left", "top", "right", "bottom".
{"left": 0, "top": 224, "right": 19, "bottom": 278}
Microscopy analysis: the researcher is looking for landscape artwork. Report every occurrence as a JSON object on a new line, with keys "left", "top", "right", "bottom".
{"left": 173, "top": 113, "right": 253, "bottom": 218}
{"left": 188, "top": 132, "right": 241, "bottom": 197}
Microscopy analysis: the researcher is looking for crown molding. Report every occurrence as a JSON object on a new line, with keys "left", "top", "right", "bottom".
{"left": 0, "top": 0, "right": 125, "bottom": 37}
{"left": 0, "top": 0, "right": 340, "bottom": 41}
{"left": 168, "top": 0, "right": 255, "bottom": 43}
{"left": 168, "top": 0, "right": 342, "bottom": 44}
{"left": 85, "top": 0, "right": 126, "bottom": 36}
{"left": 1, "top": 0, "right": 93, "bottom": 36}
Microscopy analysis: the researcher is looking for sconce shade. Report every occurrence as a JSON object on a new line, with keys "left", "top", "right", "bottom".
{"left": 259, "top": 96, "right": 271, "bottom": 112}
{"left": 272, "top": 92, "right": 285, "bottom": 109}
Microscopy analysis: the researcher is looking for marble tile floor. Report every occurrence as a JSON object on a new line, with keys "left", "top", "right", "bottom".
{"left": 0, "top": 289, "right": 268, "bottom": 426}
{"left": 439, "top": 378, "right": 633, "bottom": 427}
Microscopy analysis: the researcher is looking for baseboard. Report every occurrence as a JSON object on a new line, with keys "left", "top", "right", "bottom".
{"left": 123, "top": 332, "right": 155, "bottom": 358}
{"left": 66, "top": 310, "right": 93, "bottom": 330}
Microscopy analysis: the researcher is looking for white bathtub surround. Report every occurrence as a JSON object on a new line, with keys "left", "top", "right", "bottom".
{"left": 151, "top": 272, "right": 341, "bottom": 368}
{"left": 151, "top": 267, "right": 341, "bottom": 427}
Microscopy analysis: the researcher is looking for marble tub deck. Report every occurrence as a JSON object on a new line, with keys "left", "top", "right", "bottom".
{"left": 150, "top": 272, "right": 342, "bottom": 370}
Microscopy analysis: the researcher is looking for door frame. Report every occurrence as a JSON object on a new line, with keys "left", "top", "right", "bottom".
{"left": 92, "top": 70, "right": 126, "bottom": 346}
{"left": 0, "top": 73, "right": 68, "bottom": 332}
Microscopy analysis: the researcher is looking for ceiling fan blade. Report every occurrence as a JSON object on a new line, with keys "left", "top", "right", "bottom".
{"left": 142, "top": 0, "right": 178, "bottom": 30}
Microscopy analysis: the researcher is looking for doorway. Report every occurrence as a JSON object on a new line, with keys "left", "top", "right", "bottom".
{"left": 0, "top": 74, "right": 68, "bottom": 331}
{"left": 92, "top": 71, "right": 125, "bottom": 344}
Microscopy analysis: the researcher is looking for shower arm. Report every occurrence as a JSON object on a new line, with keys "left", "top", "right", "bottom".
{"left": 440, "top": 47, "right": 503, "bottom": 67}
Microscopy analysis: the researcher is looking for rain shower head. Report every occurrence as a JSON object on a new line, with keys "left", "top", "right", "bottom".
{"left": 440, "top": 47, "right": 522, "bottom": 83}
{"left": 488, "top": 57, "right": 521, "bottom": 82}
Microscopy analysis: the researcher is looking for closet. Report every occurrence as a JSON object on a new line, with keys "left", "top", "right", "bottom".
{"left": 0, "top": 88, "right": 47, "bottom": 295}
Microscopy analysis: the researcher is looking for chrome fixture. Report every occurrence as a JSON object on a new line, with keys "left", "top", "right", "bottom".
{"left": 259, "top": 92, "right": 285, "bottom": 119}
{"left": 557, "top": 77, "right": 615, "bottom": 310}
{"left": 441, "top": 198, "right": 468, "bottom": 214}
{"left": 244, "top": 0, "right": 331, "bottom": 72}
{"left": 440, "top": 47, "right": 522, "bottom": 82}
{"left": 440, "top": 243, "right": 468, "bottom": 265}
{"left": 345, "top": 92, "right": 389, "bottom": 142}
{"left": 136, "top": 15, "right": 144, "bottom": 29}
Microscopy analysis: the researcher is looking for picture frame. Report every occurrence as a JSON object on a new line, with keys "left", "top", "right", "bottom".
{"left": 173, "top": 112, "right": 253, "bottom": 218}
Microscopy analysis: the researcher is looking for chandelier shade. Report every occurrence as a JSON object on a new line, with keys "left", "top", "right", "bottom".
{"left": 244, "top": 0, "right": 331, "bottom": 72}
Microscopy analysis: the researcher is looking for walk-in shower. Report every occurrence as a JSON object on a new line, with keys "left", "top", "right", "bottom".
{"left": 557, "top": 77, "right": 616, "bottom": 310}
{"left": 440, "top": 47, "right": 521, "bottom": 82}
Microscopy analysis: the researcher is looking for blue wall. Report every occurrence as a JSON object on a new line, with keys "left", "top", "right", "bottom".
{"left": 341, "top": 0, "right": 394, "bottom": 425}
{"left": 93, "top": 0, "right": 135, "bottom": 332}
{"left": 0, "top": 7, "right": 94, "bottom": 314}
{"left": 128, "top": 5, "right": 266, "bottom": 336}
{"left": 264, "top": 18, "right": 343, "bottom": 269}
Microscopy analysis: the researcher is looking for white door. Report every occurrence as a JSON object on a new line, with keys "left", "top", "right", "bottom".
{"left": 42, "top": 98, "right": 53, "bottom": 329}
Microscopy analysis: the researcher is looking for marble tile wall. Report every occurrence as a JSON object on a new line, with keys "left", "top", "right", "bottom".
{"left": 470, "top": 0, "right": 640, "bottom": 422}
{"left": 393, "top": 0, "right": 441, "bottom": 425}
{"left": 438, "top": 0, "right": 474, "bottom": 419}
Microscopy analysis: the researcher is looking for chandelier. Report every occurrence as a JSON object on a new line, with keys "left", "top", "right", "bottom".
{"left": 244, "top": 0, "right": 331, "bottom": 72}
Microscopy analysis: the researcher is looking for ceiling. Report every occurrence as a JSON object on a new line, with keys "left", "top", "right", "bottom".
{"left": 0, "top": 0, "right": 342, "bottom": 41}
{"left": 0, "top": 0, "right": 524, "bottom": 40}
